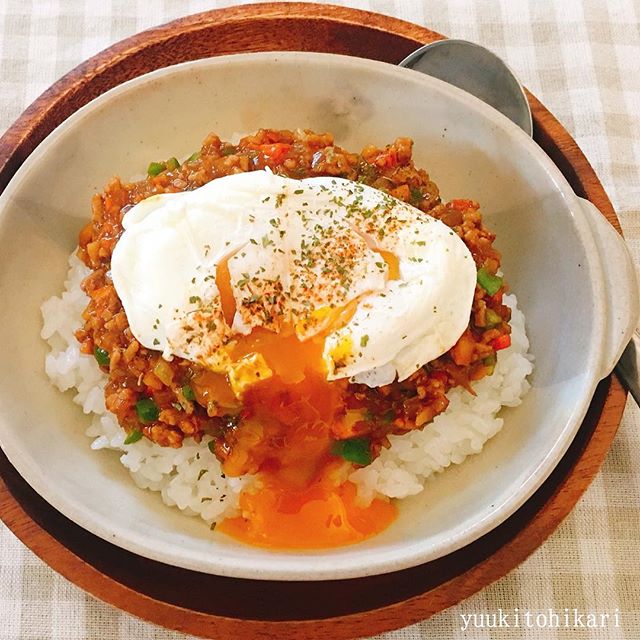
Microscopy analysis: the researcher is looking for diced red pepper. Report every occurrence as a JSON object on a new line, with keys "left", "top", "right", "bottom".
{"left": 491, "top": 334, "right": 511, "bottom": 351}
{"left": 248, "top": 143, "right": 292, "bottom": 166}
{"left": 490, "top": 291, "right": 504, "bottom": 305}
{"left": 374, "top": 149, "right": 398, "bottom": 169}
{"left": 450, "top": 198, "right": 478, "bottom": 212}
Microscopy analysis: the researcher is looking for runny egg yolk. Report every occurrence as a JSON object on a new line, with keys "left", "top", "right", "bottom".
{"left": 215, "top": 257, "right": 237, "bottom": 328}
{"left": 219, "top": 474, "right": 397, "bottom": 549}
{"left": 204, "top": 253, "right": 398, "bottom": 548}
{"left": 378, "top": 249, "right": 400, "bottom": 280}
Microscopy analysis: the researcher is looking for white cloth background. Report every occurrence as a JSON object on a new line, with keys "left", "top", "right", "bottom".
{"left": 0, "top": 1, "right": 639, "bottom": 638}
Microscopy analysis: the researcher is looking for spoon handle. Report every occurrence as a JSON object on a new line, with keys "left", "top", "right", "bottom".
{"left": 615, "top": 330, "right": 640, "bottom": 406}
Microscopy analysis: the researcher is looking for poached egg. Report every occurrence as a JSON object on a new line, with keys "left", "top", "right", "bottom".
{"left": 111, "top": 170, "right": 476, "bottom": 391}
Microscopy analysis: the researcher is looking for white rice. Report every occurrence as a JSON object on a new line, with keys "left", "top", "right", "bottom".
{"left": 41, "top": 253, "right": 533, "bottom": 527}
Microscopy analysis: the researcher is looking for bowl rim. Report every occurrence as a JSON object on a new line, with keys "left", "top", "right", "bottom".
{"left": 0, "top": 51, "right": 607, "bottom": 580}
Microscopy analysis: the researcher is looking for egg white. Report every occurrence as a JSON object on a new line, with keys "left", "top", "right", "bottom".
{"left": 111, "top": 170, "right": 476, "bottom": 387}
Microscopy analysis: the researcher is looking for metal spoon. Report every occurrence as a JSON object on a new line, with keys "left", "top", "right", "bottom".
{"left": 400, "top": 39, "right": 533, "bottom": 135}
{"left": 400, "top": 39, "right": 640, "bottom": 405}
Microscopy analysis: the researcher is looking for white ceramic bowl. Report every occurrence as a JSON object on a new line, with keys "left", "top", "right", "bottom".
{"left": 0, "top": 52, "right": 637, "bottom": 581}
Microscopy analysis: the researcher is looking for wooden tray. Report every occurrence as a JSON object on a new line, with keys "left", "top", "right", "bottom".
{"left": 0, "top": 4, "right": 628, "bottom": 639}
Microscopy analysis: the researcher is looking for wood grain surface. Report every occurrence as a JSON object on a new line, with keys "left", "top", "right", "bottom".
{"left": 0, "top": 3, "right": 628, "bottom": 639}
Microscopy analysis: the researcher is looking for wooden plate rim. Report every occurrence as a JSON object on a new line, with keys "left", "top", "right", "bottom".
{"left": 0, "top": 3, "right": 627, "bottom": 638}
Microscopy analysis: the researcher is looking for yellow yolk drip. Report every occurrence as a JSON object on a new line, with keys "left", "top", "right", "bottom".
{"left": 215, "top": 256, "right": 237, "bottom": 327}
{"left": 377, "top": 249, "right": 400, "bottom": 280}
{"left": 200, "top": 253, "right": 398, "bottom": 548}
{"left": 219, "top": 476, "right": 396, "bottom": 549}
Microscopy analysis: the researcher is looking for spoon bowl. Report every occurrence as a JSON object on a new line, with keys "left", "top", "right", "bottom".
{"left": 400, "top": 39, "right": 533, "bottom": 136}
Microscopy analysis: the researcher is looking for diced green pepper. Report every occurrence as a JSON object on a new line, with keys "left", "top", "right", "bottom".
{"left": 94, "top": 346, "right": 110, "bottom": 367}
{"left": 147, "top": 161, "right": 166, "bottom": 176}
{"left": 477, "top": 268, "right": 503, "bottom": 296}
{"left": 186, "top": 151, "right": 200, "bottom": 162}
{"left": 482, "top": 353, "right": 497, "bottom": 367}
{"left": 182, "top": 384, "right": 196, "bottom": 402}
{"left": 482, "top": 353, "right": 497, "bottom": 375}
{"left": 165, "top": 157, "right": 180, "bottom": 171}
{"left": 410, "top": 187, "right": 423, "bottom": 205}
{"left": 485, "top": 308, "right": 502, "bottom": 327}
{"left": 331, "top": 437, "right": 372, "bottom": 466}
{"left": 135, "top": 397, "right": 159, "bottom": 423}
{"left": 124, "top": 429, "right": 143, "bottom": 445}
